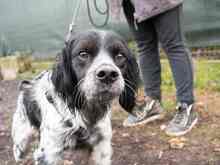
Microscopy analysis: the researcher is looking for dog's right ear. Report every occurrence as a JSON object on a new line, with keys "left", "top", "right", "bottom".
{"left": 51, "top": 46, "right": 78, "bottom": 100}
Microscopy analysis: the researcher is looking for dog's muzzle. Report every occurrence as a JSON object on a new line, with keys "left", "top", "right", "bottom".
{"left": 81, "top": 64, "right": 124, "bottom": 102}
{"left": 94, "top": 65, "right": 122, "bottom": 101}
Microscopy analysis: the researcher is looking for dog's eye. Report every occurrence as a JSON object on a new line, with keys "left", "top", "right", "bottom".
{"left": 78, "top": 51, "right": 90, "bottom": 61}
{"left": 115, "top": 53, "right": 126, "bottom": 64}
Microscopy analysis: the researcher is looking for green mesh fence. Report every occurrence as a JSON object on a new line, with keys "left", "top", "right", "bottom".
{"left": 0, "top": 0, "right": 220, "bottom": 57}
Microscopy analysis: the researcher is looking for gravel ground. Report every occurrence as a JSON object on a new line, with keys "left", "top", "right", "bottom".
{"left": 0, "top": 80, "right": 220, "bottom": 165}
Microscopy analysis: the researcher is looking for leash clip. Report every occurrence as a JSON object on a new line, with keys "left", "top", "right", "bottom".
{"left": 65, "top": 0, "right": 82, "bottom": 44}
{"left": 65, "top": 23, "right": 75, "bottom": 44}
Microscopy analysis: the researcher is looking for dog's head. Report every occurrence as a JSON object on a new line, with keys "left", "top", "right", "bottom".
{"left": 52, "top": 30, "right": 139, "bottom": 113}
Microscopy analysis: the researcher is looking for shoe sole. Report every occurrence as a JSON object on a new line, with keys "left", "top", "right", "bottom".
{"left": 123, "top": 114, "right": 165, "bottom": 127}
{"left": 165, "top": 117, "right": 198, "bottom": 137}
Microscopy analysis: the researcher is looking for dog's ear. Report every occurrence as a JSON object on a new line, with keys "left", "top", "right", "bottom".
{"left": 51, "top": 46, "right": 78, "bottom": 109}
{"left": 19, "top": 80, "right": 33, "bottom": 91}
{"left": 119, "top": 50, "right": 140, "bottom": 113}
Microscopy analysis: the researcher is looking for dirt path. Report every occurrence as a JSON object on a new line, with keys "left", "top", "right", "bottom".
{"left": 0, "top": 80, "right": 219, "bottom": 165}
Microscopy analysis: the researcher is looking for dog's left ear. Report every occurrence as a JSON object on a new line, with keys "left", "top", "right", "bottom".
{"left": 119, "top": 50, "right": 140, "bottom": 113}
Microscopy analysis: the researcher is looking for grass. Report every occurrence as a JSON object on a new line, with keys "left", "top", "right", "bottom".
{"left": 194, "top": 60, "right": 220, "bottom": 91}
{"left": 17, "top": 58, "right": 220, "bottom": 111}
{"left": 17, "top": 58, "right": 220, "bottom": 92}
{"left": 161, "top": 59, "right": 220, "bottom": 110}
{"left": 17, "top": 60, "right": 54, "bottom": 79}
{"left": 161, "top": 59, "right": 220, "bottom": 92}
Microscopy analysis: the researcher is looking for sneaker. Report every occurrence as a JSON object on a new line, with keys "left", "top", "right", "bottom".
{"left": 165, "top": 103, "right": 198, "bottom": 136}
{"left": 123, "top": 97, "right": 164, "bottom": 127}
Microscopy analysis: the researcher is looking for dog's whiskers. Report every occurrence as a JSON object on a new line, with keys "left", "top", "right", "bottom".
{"left": 74, "top": 78, "right": 84, "bottom": 89}
{"left": 72, "top": 78, "right": 85, "bottom": 108}
{"left": 124, "top": 78, "right": 136, "bottom": 87}
{"left": 73, "top": 90, "right": 81, "bottom": 107}
{"left": 77, "top": 90, "right": 86, "bottom": 109}
{"left": 124, "top": 80, "right": 137, "bottom": 97}
{"left": 120, "top": 80, "right": 137, "bottom": 107}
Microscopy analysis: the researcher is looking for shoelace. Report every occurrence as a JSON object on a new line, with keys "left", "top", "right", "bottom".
{"left": 134, "top": 100, "right": 156, "bottom": 120}
{"left": 173, "top": 104, "right": 190, "bottom": 126}
{"left": 173, "top": 110, "right": 186, "bottom": 124}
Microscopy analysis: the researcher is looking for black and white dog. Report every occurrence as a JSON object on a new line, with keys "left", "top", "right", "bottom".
{"left": 12, "top": 30, "right": 139, "bottom": 165}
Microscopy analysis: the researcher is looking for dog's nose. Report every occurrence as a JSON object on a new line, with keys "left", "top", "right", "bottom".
{"left": 96, "top": 66, "right": 119, "bottom": 84}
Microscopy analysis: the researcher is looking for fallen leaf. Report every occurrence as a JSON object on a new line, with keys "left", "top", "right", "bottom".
{"left": 214, "top": 147, "right": 220, "bottom": 152}
{"left": 151, "top": 132, "right": 157, "bottom": 136}
{"left": 211, "top": 138, "right": 220, "bottom": 145}
{"left": 0, "top": 131, "right": 6, "bottom": 136}
{"left": 112, "top": 130, "right": 117, "bottom": 135}
{"left": 160, "top": 124, "right": 166, "bottom": 131}
{"left": 168, "top": 137, "right": 188, "bottom": 149}
{"left": 64, "top": 160, "right": 74, "bottom": 165}
{"left": 195, "top": 102, "right": 209, "bottom": 118}
{"left": 158, "top": 151, "right": 164, "bottom": 159}
{"left": 122, "top": 133, "right": 129, "bottom": 137}
{"left": 135, "top": 138, "right": 140, "bottom": 142}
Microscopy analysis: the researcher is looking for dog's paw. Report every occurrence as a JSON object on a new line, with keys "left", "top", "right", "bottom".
{"left": 34, "top": 148, "right": 45, "bottom": 164}
{"left": 34, "top": 148, "right": 51, "bottom": 165}
{"left": 13, "top": 144, "right": 24, "bottom": 162}
{"left": 34, "top": 147, "right": 62, "bottom": 165}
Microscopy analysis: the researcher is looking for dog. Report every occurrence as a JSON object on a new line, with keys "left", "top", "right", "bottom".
{"left": 11, "top": 30, "right": 139, "bottom": 165}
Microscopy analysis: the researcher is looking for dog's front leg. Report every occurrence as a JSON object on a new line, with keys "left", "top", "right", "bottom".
{"left": 92, "top": 137, "right": 112, "bottom": 165}
{"left": 12, "top": 100, "right": 35, "bottom": 162}
{"left": 34, "top": 128, "right": 64, "bottom": 165}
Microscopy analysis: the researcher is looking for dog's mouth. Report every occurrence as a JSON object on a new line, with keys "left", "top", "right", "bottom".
{"left": 96, "top": 92, "right": 115, "bottom": 102}
{"left": 85, "top": 82, "right": 121, "bottom": 102}
{"left": 95, "top": 86, "right": 121, "bottom": 101}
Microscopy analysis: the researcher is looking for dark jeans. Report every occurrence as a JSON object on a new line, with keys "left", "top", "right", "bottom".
{"left": 122, "top": 1, "right": 194, "bottom": 105}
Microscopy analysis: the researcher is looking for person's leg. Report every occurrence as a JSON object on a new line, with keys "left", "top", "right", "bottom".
{"left": 122, "top": 0, "right": 164, "bottom": 127}
{"left": 123, "top": 0, "right": 161, "bottom": 101}
{"left": 153, "top": 5, "right": 198, "bottom": 136}
{"left": 154, "top": 5, "right": 194, "bottom": 105}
